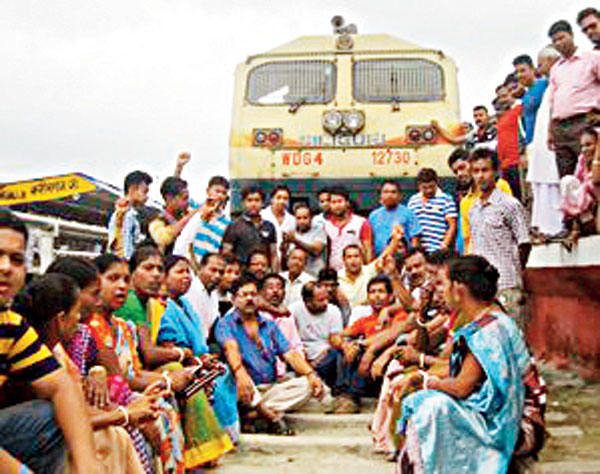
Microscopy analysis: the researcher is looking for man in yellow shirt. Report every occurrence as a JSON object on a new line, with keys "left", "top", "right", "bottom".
{"left": 0, "top": 210, "right": 97, "bottom": 473}
{"left": 448, "top": 148, "right": 514, "bottom": 254}
{"left": 149, "top": 177, "right": 198, "bottom": 255}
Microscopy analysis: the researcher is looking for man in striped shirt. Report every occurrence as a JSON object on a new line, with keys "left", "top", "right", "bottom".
{"left": 407, "top": 168, "right": 457, "bottom": 254}
{"left": 172, "top": 161, "right": 231, "bottom": 262}
{"left": 0, "top": 210, "right": 96, "bottom": 473}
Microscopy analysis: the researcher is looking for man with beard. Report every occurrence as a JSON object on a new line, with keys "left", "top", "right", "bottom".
{"left": 369, "top": 180, "right": 420, "bottom": 257}
{"left": 317, "top": 267, "right": 352, "bottom": 326}
{"left": 215, "top": 276, "right": 325, "bottom": 434}
{"left": 402, "top": 247, "right": 430, "bottom": 305}
{"left": 149, "top": 177, "right": 198, "bottom": 256}
{"left": 247, "top": 250, "right": 270, "bottom": 282}
{"left": 281, "top": 202, "right": 327, "bottom": 277}
{"left": 470, "top": 106, "right": 497, "bottom": 148}
{"left": 468, "top": 148, "right": 530, "bottom": 329}
{"left": 290, "top": 282, "right": 348, "bottom": 408}
{"left": 448, "top": 149, "right": 513, "bottom": 254}
{"left": 324, "top": 186, "right": 373, "bottom": 271}
{"left": 577, "top": 8, "right": 600, "bottom": 50}
{"left": 259, "top": 273, "right": 305, "bottom": 379}
{"left": 115, "top": 244, "right": 193, "bottom": 367}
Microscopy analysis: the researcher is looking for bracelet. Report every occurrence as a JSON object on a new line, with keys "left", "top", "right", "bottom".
{"left": 162, "top": 372, "right": 173, "bottom": 393}
{"left": 419, "top": 370, "right": 439, "bottom": 390}
{"left": 174, "top": 347, "right": 185, "bottom": 363}
{"left": 419, "top": 352, "right": 426, "bottom": 369}
{"left": 116, "top": 406, "right": 130, "bottom": 426}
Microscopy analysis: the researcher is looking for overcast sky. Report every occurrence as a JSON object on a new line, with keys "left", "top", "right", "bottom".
{"left": 1, "top": 0, "right": 596, "bottom": 199}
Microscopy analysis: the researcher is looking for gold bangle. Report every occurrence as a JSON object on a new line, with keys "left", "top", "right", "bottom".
{"left": 116, "top": 406, "right": 129, "bottom": 426}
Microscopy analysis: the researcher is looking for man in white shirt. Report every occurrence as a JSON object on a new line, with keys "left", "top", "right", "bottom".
{"left": 281, "top": 203, "right": 327, "bottom": 277}
{"left": 281, "top": 248, "right": 314, "bottom": 307}
{"left": 187, "top": 252, "right": 225, "bottom": 339}
{"left": 260, "top": 185, "right": 296, "bottom": 261}
{"left": 290, "top": 282, "right": 350, "bottom": 402}
{"left": 338, "top": 244, "right": 378, "bottom": 309}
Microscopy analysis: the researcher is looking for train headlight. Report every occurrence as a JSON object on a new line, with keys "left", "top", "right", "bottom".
{"left": 254, "top": 129, "right": 267, "bottom": 146}
{"left": 422, "top": 127, "right": 436, "bottom": 142}
{"left": 343, "top": 110, "right": 365, "bottom": 134}
{"left": 322, "top": 110, "right": 343, "bottom": 135}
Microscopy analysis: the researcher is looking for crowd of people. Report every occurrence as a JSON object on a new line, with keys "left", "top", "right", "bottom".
{"left": 1, "top": 7, "right": 598, "bottom": 474}
{"left": 438, "top": 9, "right": 600, "bottom": 248}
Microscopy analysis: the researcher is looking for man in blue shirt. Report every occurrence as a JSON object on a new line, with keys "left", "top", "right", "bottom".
{"left": 369, "top": 180, "right": 420, "bottom": 256}
{"left": 107, "top": 170, "right": 153, "bottom": 260}
{"left": 513, "top": 54, "right": 547, "bottom": 145}
{"left": 215, "top": 276, "right": 325, "bottom": 433}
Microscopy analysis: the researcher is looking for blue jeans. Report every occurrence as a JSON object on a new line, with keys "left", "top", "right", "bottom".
{"left": 313, "top": 349, "right": 348, "bottom": 396}
{"left": 0, "top": 400, "right": 66, "bottom": 473}
{"left": 345, "top": 350, "right": 382, "bottom": 399}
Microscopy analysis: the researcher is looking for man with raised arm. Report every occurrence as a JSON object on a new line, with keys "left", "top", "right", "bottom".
{"left": 108, "top": 170, "right": 153, "bottom": 260}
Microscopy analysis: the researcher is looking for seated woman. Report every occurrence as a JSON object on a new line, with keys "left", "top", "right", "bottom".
{"left": 370, "top": 260, "right": 457, "bottom": 457}
{"left": 396, "top": 256, "right": 530, "bottom": 474}
{"left": 89, "top": 254, "right": 231, "bottom": 472}
{"left": 19, "top": 272, "right": 162, "bottom": 474}
{"left": 560, "top": 127, "right": 600, "bottom": 241}
{"left": 157, "top": 255, "right": 239, "bottom": 444}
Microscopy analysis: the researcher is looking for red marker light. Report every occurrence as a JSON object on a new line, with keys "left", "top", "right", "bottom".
{"left": 268, "top": 130, "right": 282, "bottom": 146}
{"left": 408, "top": 128, "right": 421, "bottom": 143}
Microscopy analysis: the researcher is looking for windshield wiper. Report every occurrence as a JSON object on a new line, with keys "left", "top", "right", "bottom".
{"left": 289, "top": 98, "right": 307, "bottom": 114}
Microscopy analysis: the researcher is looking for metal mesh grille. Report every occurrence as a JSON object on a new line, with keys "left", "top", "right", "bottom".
{"left": 353, "top": 59, "right": 444, "bottom": 102}
{"left": 246, "top": 61, "right": 336, "bottom": 105}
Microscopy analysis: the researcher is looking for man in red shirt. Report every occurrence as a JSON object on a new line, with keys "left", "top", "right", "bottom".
{"left": 496, "top": 82, "right": 523, "bottom": 200}
{"left": 335, "top": 275, "right": 408, "bottom": 413}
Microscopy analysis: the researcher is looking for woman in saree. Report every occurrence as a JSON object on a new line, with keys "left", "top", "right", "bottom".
{"left": 45, "top": 256, "right": 159, "bottom": 474}
{"left": 156, "top": 255, "right": 235, "bottom": 467}
{"left": 158, "top": 255, "right": 239, "bottom": 443}
{"left": 19, "top": 272, "right": 164, "bottom": 474}
{"left": 396, "top": 256, "right": 530, "bottom": 474}
{"left": 370, "top": 258, "right": 460, "bottom": 457}
{"left": 90, "top": 254, "right": 191, "bottom": 473}
{"left": 91, "top": 254, "right": 232, "bottom": 471}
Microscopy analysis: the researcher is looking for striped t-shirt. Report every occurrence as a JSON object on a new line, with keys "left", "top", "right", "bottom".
{"left": 407, "top": 189, "right": 457, "bottom": 253}
{"left": 0, "top": 310, "right": 60, "bottom": 388}
{"left": 173, "top": 211, "right": 231, "bottom": 260}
